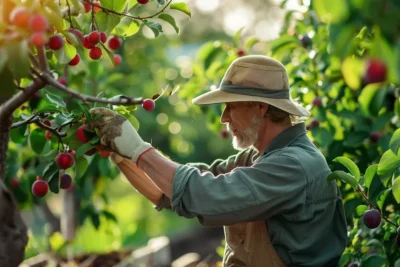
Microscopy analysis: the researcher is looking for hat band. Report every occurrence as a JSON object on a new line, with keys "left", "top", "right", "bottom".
{"left": 220, "top": 82, "right": 289, "bottom": 99}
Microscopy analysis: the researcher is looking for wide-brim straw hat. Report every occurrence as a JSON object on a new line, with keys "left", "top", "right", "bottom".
{"left": 192, "top": 55, "right": 310, "bottom": 117}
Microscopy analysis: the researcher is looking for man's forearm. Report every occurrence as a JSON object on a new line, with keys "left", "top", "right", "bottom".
{"left": 114, "top": 157, "right": 164, "bottom": 205}
{"left": 137, "top": 149, "right": 178, "bottom": 198}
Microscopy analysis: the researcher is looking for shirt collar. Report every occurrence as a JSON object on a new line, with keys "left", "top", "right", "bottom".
{"left": 263, "top": 123, "right": 307, "bottom": 155}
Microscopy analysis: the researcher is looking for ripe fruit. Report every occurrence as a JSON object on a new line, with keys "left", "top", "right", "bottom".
{"left": 88, "top": 31, "right": 100, "bottom": 45}
{"left": 89, "top": 47, "right": 102, "bottom": 60}
{"left": 32, "top": 178, "right": 49, "bottom": 198}
{"left": 10, "top": 7, "right": 31, "bottom": 28}
{"left": 45, "top": 130, "right": 52, "bottom": 140}
{"left": 43, "top": 120, "right": 51, "bottom": 127}
{"left": 142, "top": 99, "right": 155, "bottom": 111}
{"left": 93, "top": 1, "right": 101, "bottom": 12}
{"left": 56, "top": 152, "right": 75, "bottom": 169}
{"left": 11, "top": 178, "right": 19, "bottom": 187}
{"left": 114, "top": 54, "right": 122, "bottom": 66}
{"left": 76, "top": 125, "right": 91, "bottom": 143}
{"left": 108, "top": 36, "right": 122, "bottom": 50}
{"left": 363, "top": 209, "right": 381, "bottom": 229}
{"left": 364, "top": 59, "right": 387, "bottom": 84}
{"left": 96, "top": 145, "right": 111, "bottom": 157}
{"left": 312, "top": 97, "right": 322, "bottom": 107}
{"left": 29, "top": 14, "right": 48, "bottom": 32}
{"left": 68, "top": 54, "right": 80, "bottom": 66}
{"left": 68, "top": 28, "right": 84, "bottom": 42}
{"left": 68, "top": 150, "right": 76, "bottom": 156}
{"left": 300, "top": 35, "right": 312, "bottom": 48}
{"left": 30, "top": 32, "right": 47, "bottom": 46}
{"left": 59, "top": 77, "right": 67, "bottom": 86}
{"left": 100, "top": 32, "right": 107, "bottom": 43}
{"left": 83, "top": 2, "right": 91, "bottom": 12}
{"left": 48, "top": 35, "right": 64, "bottom": 50}
{"left": 370, "top": 132, "right": 381, "bottom": 143}
{"left": 137, "top": 0, "right": 149, "bottom": 4}
{"left": 237, "top": 49, "right": 245, "bottom": 57}
{"left": 60, "top": 174, "right": 72, "bottom": 189}
{"left": 83, "top": 35, "right": 95, "bottom": 49}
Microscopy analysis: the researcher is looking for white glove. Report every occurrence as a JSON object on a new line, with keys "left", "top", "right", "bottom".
{"left": 89, "top": 107, "right": 152, "bottom": 162}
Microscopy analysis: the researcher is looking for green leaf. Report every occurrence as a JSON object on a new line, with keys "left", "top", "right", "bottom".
{"left": 35, "top": 105, "right": 61, "bottom": 113}
{"left": 100, "top": 0, "right": 128, "bottom": 12}
{"left": 364, "top": 164, "right": 378, "bottom": 188}
{"left": 102, "top": 210, "right": 117, "bottom": 222}
{"left": 343, "top": 131, "right": 369, "bottom": 148}
{"left": 358, "top": 84, "right": 380, "bottom": 116}
{"left": 359, "top": 255, "right": 386, "bottom": 267}
{"left": 48, "top": 171, "right": 60, "bottom": 194}
{"left": 144, "top": 21, "right": 162, "bottom": 37}
{"left": 98, "top": 42, "right": 114, "bottom": 65}
{"left": 43, "top": 161, "right": 60, "bottom": 185}
{"left": 75, "top": 142, "right": 96, "bottom": 158}
{"left": 91, "top": 214, "right": 100, "bottom": 229}
{"left": 112, "top": 17, "right": 140, "bottom": 37}
{"left": 78, "top": 103, "right": 91, "bottom": 122}
{"left": 10, "top": 124, "right": 27, "bottom": 144}
{"left": 244, "top": 37, "right": 259, "bottom": 50}
{"left": 333, "top": 156, "right": 361, "bottom": 182}
{"left": 170, "top": 2, "right": 191, "bottom": 17}
{"left": 125, "top": 114, "right": 140, "bottom": 130}
{"left": 377, "top": 189, "right": 391, "bottom": 210}
{"left": 75, "top": 157, "right": 88, "bottom": 179}
{"left": 377, "top": 150, "right": 400, "bottom": 181}
{"left": 393, "top": 177, "right": 400, "bottom": 203}
{"left": 389, "top": 128, "right": 400, "bottom": 155}
{"left": 45, "top": 93, "right": 66, "bottom": 108}
{"left": 158, "top": 14, "right": 179, "bottom": 34}
{"left": 355, "top": 205, "right": 368, "bottom": 217}
{"left": 95, "top": 12, "right": 120, "bottom": 33}
{"left": 6, "top": 40, "right": 30, "bottom": 79}
{"left": 29, "top": 128, "right": 47, "bottom": 154}
{"left": 313, "top": 0, "right": 349, "bottom": 24}
{"left": 327, "top": 170, "right": 358, "bottom": 189}
{"left": 54, "top": 42, "right": 77, "bottom": 64}
{"left": 341, "top": 57, "right": 363, "bottom": 89}
{"left": 36, "top": 161, "right": 53, "bottom": 178}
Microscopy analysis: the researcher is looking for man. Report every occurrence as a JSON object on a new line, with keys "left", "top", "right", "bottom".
{"left": 90, "top": 55, "right": 347, "bottom": 266}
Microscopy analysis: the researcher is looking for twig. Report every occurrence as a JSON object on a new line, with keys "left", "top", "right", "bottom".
{"left": 84, "top": 0, "right": 173, "bottom": 21}
{"left": 66, "top": 0, "right": 74, "bottom": 28}
{"left": 36, "top": 45, "right": 49, "bottom": 72}
{"left": 36, "top": 121, "right": 67, "bottom": 141}
{"left": 11, "top": 114, "right": 40, "bottom": 129}
{"left": 42, "top": 72, "right": 143, "bottom": 105}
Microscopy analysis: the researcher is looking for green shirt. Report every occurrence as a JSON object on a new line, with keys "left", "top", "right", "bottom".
{"left": 166, "top": 123, "right": 347, "bottom": 266}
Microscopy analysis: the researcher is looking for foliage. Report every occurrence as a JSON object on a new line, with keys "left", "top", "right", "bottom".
{"left": 179, "top": 0, "right": 400, "bottom": 265}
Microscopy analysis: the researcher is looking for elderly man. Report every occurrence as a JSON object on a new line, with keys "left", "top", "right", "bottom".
{"left": 90, "top": 55, "right": 347, "bottom": 267}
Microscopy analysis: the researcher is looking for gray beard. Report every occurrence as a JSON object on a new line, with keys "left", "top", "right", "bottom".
{"left": 229, "top": 117, "right": 260, "bottom": 151}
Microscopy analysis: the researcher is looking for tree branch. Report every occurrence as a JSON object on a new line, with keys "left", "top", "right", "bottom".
{"left": 36, "top": 45, "right": 49, "bottom": 72}
{"left": 84, "top": 0, "right": 173, "bottom": 21}
{"left": 42, "top": 72, "right": 143, "bottom": 105}
{"left": 11, "top": 114, "right": 40, "bottom": 129}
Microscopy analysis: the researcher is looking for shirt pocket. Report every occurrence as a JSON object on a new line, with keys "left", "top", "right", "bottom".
{"left": 226, "top": 223, "right": 247, "bottom": 247}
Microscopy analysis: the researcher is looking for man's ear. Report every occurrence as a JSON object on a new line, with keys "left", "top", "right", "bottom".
{"left": 260, "top": 103, "right": 269, "bottom": 117}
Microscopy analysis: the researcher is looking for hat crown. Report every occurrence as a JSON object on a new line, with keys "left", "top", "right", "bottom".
{"left": 222, "top": 55, "right": 289, "bottom": 91}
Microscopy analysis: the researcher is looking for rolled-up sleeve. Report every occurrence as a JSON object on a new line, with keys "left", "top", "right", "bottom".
{"left": 171, "top": 153, "right": 307, "bottom": 226}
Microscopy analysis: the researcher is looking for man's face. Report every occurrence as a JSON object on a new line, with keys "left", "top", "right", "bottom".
{"left": 220, "top": 102, "right": 262, "bottom": 150}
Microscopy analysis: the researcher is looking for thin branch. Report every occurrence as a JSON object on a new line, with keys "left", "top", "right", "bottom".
{"left": 11, "top": 114, "right": 40, "bottom": 129}
{"left": 36, "top": 45, "right": 49, "bottom": 72}
{"left": 42, "top": 72, "right": 143, "bottom": 105}
{"left": 36, "top": 121, "right": 67, "bottom": 140}
{"left": 84, "top": 0, "right": 173, "bottom": 21}
{"left": 66, "top": 0, "right": 74, "bottom": 28}
{"left": 29, "top": 53, "right": 40, "bottom": 69}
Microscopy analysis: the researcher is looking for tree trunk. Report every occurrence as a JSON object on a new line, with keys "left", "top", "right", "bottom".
{"left": 0, "top": 102, "right": 29, "bottom": 267}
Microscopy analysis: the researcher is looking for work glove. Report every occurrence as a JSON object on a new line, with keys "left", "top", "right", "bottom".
{"left": 89, "top": 107, "right": 152, "bottom": 162}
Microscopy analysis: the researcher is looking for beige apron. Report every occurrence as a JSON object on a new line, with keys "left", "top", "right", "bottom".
{"left": 223, "top": 221, "right": 286, "bottom": 267}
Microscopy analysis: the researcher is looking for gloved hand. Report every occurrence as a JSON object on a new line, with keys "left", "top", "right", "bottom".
{"left": 89, "top": 107, "right": 152, "bottom": 162}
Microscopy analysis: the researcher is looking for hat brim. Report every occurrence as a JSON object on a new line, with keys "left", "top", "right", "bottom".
{"left": 192, "top": 90, "right": 310, "bottom": 117}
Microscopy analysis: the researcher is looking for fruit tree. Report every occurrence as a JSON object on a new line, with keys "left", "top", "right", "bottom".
{"left": 0, "top": 0, "right": 190, "bottom": 265}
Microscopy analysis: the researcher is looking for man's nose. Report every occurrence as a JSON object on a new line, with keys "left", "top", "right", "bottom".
{"left": 220, "top": 107, "right": 230, "bottom": 124}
